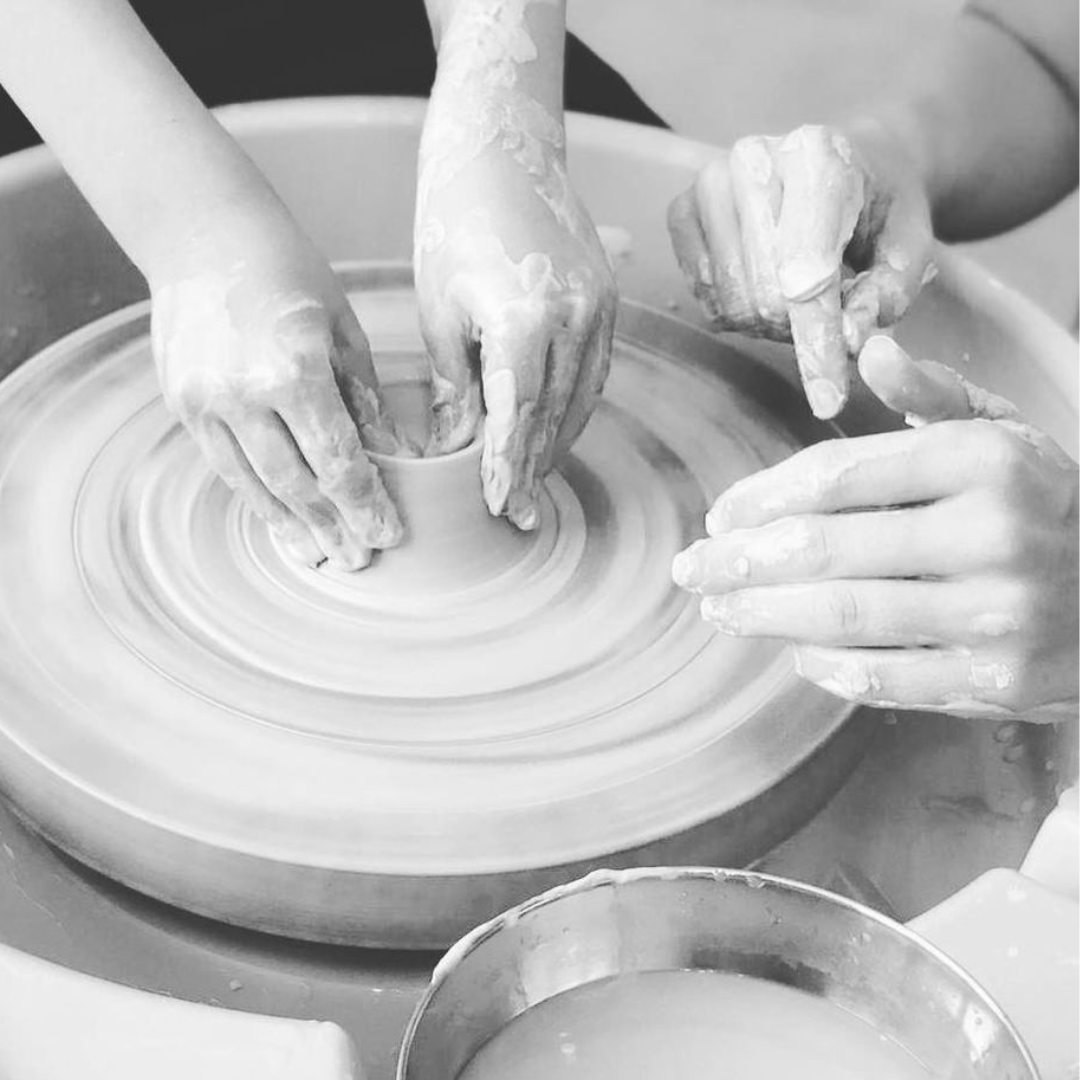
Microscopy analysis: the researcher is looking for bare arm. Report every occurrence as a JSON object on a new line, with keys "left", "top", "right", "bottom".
{"left": 850, "top": 6, "right": 1079, "bottom": 242}
{"left": 667, "top": 0, "right": 1078, "bottom": 419}
{"left": 0, "top": 0, "right": 405, "bottom": 570}
{"left": 0, "top": 0, "right": 274, "bottom": 282}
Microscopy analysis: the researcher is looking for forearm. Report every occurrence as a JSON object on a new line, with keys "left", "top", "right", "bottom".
{"left": 0, "top": 0, "right": 277, "bottom": 281}
{"left": 424, "top": 0, "right": 565, "bottom": 115}
{"left": 846, "top": 12, "right": 1078, "bottom": 241}
{"left": 418, "top": 0, "right": 568, "bottom": 227}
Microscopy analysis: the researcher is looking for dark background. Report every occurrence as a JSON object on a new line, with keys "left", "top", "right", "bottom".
{"left": 0, "top": 0, "right": 664, "bottom": 157}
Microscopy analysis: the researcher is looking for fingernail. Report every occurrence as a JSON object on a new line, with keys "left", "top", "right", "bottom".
{"left": 705, "top": 503, "right": 730, "bottom": 536}
{"left": 701, "top": 595, "right": 741, "bottom": 634}
{"left": 330, "top": 545, "right": 373, "bottom": 573}
{"left": 482, "top": 457, "right": 513, "bottom": 516}
{"left": 805, "top": 378, "right": 844, "bottom": 419}
{"left": 509, "top": 490, "right": 540, "bottom": 531}
{"left": 671, "top": 541, "right": 705, "bottom": 589}
{"left": 274, "top": 520, "right": 326, "bottom": 568}
{"left": 284, "top": 535, "right": 325, "bottom": 568}
{"left": 859, "top": 334, "right": 901, "bottom": 367}
{"left": 361, "top": 501, "right": 404, "bottom": 548}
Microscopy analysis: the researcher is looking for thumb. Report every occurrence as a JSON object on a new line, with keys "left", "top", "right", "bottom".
{"left": 420, "top": 315, "right": 483, "bottom": 456}
{"left": 857, "top": 335, "right": 1018, "bottom": 424}
{"left": 841, "top": 197, "right": 935, "bottom": 355}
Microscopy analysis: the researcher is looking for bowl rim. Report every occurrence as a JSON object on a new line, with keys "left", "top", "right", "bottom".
{"left": 395, "top": 865, "right": 1040, "bottom": 1080}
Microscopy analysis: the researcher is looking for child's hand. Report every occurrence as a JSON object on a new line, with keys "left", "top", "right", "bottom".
{"left": 151, "top": 203, "right": 408, "bottom": 571}
{"left": 667, "top": 124, "right": 935, "bottom": 419}
{"left": 415, "top": 153, "right": 615, "bottom": 530}
{"left": 671, "top": 336, "right": 1079, "bottom": 721}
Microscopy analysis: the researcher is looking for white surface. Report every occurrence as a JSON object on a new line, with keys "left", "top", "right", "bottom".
{"left": 912, "top": 868, "right": 1080, "bottom": 1080}
{"left": 0, "top": 939, "right": 359, "bottom": 1079}
{"left": 1022, "top": 786, "right": 1080, "bottom": 902}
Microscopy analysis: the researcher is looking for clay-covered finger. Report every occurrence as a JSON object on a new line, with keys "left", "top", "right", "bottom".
{"left": 858, "top": 335, "right": 1020, "bottom": 425}
{"left": 705, "top": 423, "right": 987, "bottom": 533}
{"left": 280, "top": 389, "right": 403, "bottom": 551}
{"left": 191, "top": 417, "right": 324, "bottom": 567}
{"left": 729, "top": 135, "right": 786, "bottom": 332}
{"left": 699, "top": 579, "right": 985, "bottom": 648}
{"left": 478, "top": 323, "right": 548, "bottom": 522}
{"left": 275, "top": 300, "right": 405, "bottom": 456}
{"left": 507, "top": 327, "right": 582, "bottom": 530}
{"left": 792, "top": 645, "right": 1031, "bottom": 719}
{"left": 673, "top": 501, "right": 980, "bottom": 595}
{"left": 421, "top": 315, "right": 483, "bottom": 455}
{"left": 692, "top": 159, "right": 757, "bottom": 329}
{"left": 775, "top": 132, "right": 857, "bottom": 414}
{"left": 553, "top": 302, "right": 614, "bottom": 461}
{"left": 858, "top": 338, "right": 1071, "bottom": 466}
{"left": 841, "top": 196, "right": 935, "bottom": 354}
{"left": 667, "top": 187, "right": 722, "bottom": 321}
{"left": 858, "top": 336, "right": 972, "bottom": 422}
{"left": 775, "top": 126, "right": 865, "bottom": 418}
{"left": 232, "top": 410, "right": 370, "bottom": 570}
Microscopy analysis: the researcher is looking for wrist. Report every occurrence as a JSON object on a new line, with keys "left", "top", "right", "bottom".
{"left": 841, "top": 97, "right": 961, "bottom": 227}
{"left": 144, "top": 182, "right": 305, "bottom": 291}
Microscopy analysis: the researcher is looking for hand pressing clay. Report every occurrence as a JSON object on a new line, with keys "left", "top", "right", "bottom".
{"left": 672, "top": 336, "right": 1079, "bottom": 721}
{"left": 152, "top": 195, "right": 413, "bottom": 572}
{"left": 415, "top": 0, "right": 617, "bottom": 529}
{"left": 0, "top": 0, "right": 608, "bottom": 570}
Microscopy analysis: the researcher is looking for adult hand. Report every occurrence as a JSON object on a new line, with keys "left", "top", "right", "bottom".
{"left": 667, "top": 123, "right": 935, "bottom": 419}
{"left": 151, "top": 202, "right": 409, "bottom": 571}
{"left": 415, "top": 151, "right": 616, "bottom": 530}
{"left": 671, "top": 335, "right": 1079, "bottom": 721}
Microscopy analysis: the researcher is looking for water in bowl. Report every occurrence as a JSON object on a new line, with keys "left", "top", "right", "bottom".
{"left": 458, "top": 969, "right": 933, "bottom": 1080}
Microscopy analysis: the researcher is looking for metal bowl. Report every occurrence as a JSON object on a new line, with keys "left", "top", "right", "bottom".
{"left": 398, "top": 867, "right": 1038, "bottom": 1080}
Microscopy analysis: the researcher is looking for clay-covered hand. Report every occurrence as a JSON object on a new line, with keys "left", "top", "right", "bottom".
{"left": 151, "top": 204, "right": 409, "bottom": 571}
{"left": 415, "top": 155, "right": 616, "bottom": 530}
{"left": 667, "top": 123, "right": 935, "bottom": 419}
{"left": 671, "top": 335, "right": 1079, "bottom": 721}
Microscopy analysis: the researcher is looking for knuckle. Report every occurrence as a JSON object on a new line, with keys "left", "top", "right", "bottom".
{"left": 1005, "top": 582, "right": 1042, "bottom": 643}
{"left": 730, "top": 135, "right": 762, "bottom": 164}
{"left": 790, "top": 518, "right": 832, "bottom": 576}
{"left": 262, "top": 459, "right": 309, "bottom": 500}
{"left": 313, "top": 519, "right": 345, "bottom": 550}
{"left": 808, "top": 441, "right": 851, "bottom": 495}
{"left": 968, "top": 421, "right": 1027, "bottom": 481}
{"left": 667, "top": 187, "right": 697, "bottom": 230}
{"left": 163, "top": 377, "right": 205, "bottom": 422}
{"left": 755, "top": 295, "right": 789, "bottom": 328}
{"left": 969, "top": 652, "right": 1027, "bottom": 709}
{"left": 824, "top": 584, "right": 862, "bottom": 635}
{"left": 302, "top": 499, "right": 338, "bottom": 531}
{"left": 696, "top": 158, "right": 731, "bottom": 198}
{"left": 324, "top": 460, "right": 380, "bottom": 507}
{"left": 980, "top": 497, "right": 1029, "bottom": 566}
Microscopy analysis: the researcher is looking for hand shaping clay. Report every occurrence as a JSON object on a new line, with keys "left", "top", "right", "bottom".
{"left": 0, "top": 265, "right": 859, "bottom": 947}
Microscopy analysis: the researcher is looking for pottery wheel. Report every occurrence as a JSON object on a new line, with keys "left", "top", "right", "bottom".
{"left": 0, "top": 264, "right": 862, "bottom": 947}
